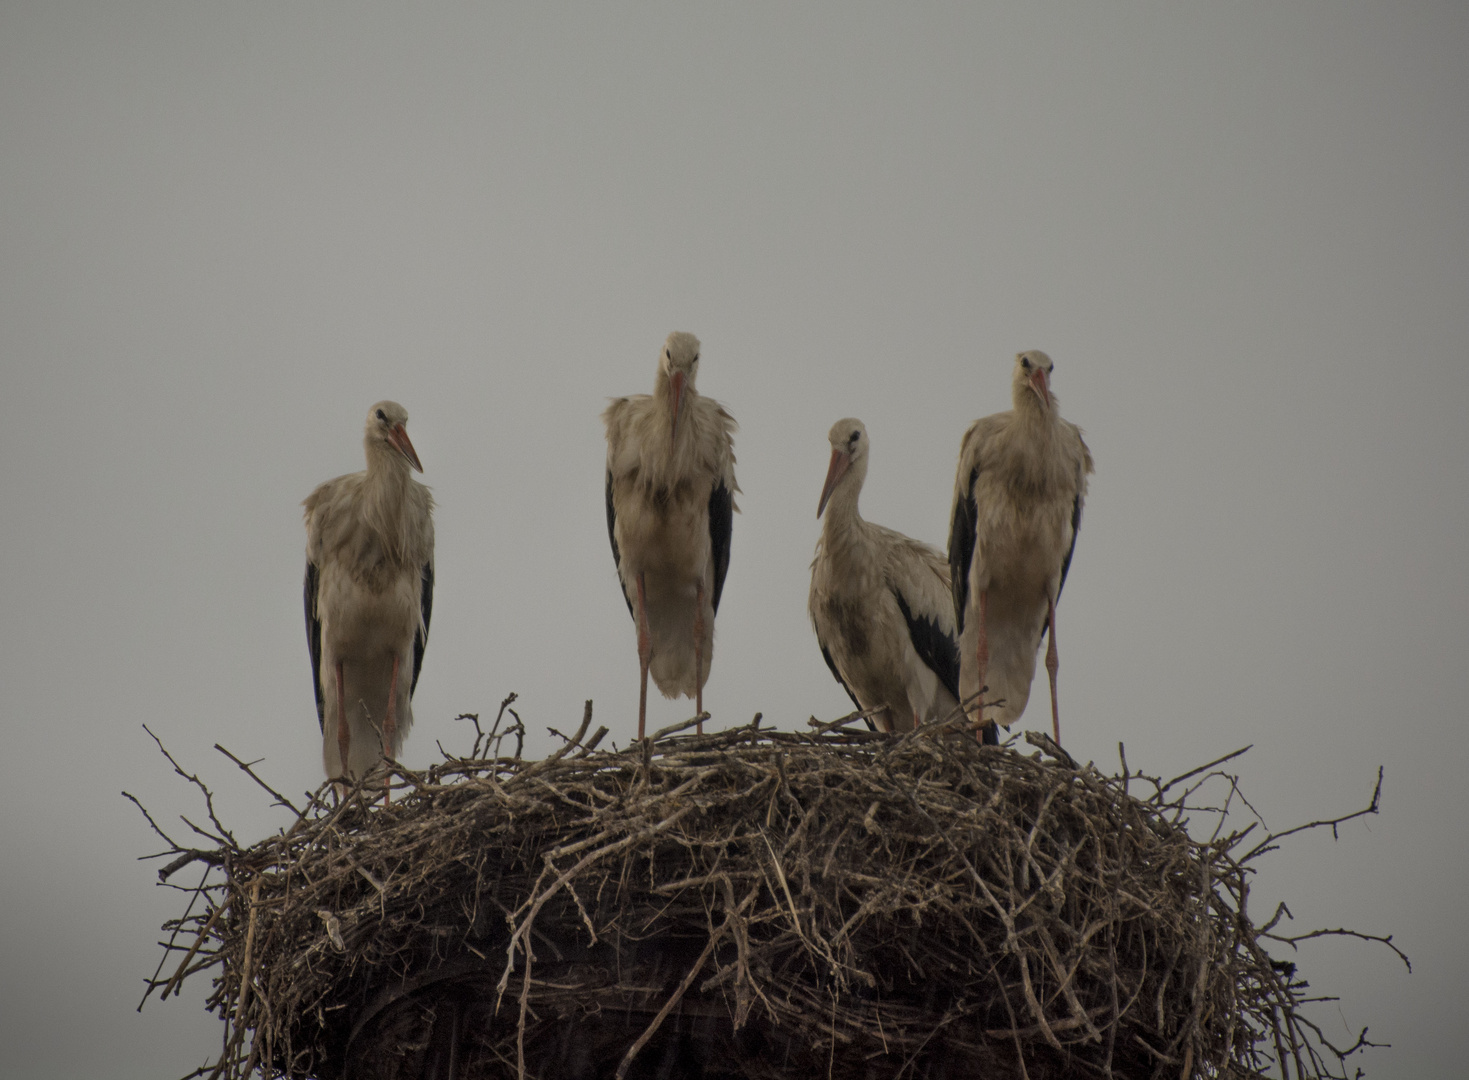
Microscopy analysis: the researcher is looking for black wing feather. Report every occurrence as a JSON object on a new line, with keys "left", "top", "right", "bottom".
{"left": 892, "top": 588, "right": 961, "bottom": 701}
{"left": 1058, "top": 493, "right": 1083, "bottom": 601}
{"left": 818, "top": 638, "right": 872, "bottom": 732}
{"left": 304, "top": 561, "right": 325, "bottom": 731}
{"left": 412, "top": 561, "right": 433, "bottom": 695}
{"left": 948, "top": 466, "right": 978, "bottom": 633}
{"left": 606, "top": 470, "right": 633, "bottom": 619}
{"left": 708, "top": 481, "right": 734, "bottom": 614}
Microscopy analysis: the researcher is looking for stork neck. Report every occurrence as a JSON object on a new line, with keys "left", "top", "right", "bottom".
{"left": 820, "top": 461, "right": 868, "bottom": 541}
{"left": 654, "top": 368, "right": 699, "bottom": 447}
{"left": 1013, "top": 391, "right": 1056, "bottom": 431}
{"left": 360, "top": 444, "right": 416, "bottom": 556}
{"left": 365, "top": 438, "right": 413, "bottom": 481}
{"left": 656, "top": 368, "right": 697, "bottom": 398}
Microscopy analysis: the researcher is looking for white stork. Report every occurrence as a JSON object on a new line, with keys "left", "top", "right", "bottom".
{"left": 604, "top": 332, "right": 738, "bottom": 740}
{"left": 810, "top": 419, "right": 974, "bottom": 737}
{"left": 948, "top": 351, "right": 1092, "bottom": 744}
{"left": 304, "top": 401, "right": 435, "bottom": 791}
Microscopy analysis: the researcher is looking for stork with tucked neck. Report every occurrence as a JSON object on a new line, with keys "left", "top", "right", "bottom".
{"left": 304, "top": 401, "right": 436, "bottom": 799}
{"left": 604, "top": 333, "right": 739, "bottom": 739}
{"left": 948, "top": 351, "right": 1093, "bottom": 744}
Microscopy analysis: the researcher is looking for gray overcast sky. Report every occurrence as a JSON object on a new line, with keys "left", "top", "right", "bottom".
{"left": 2, "top": 3, "right": 1465, "bottom": 1077}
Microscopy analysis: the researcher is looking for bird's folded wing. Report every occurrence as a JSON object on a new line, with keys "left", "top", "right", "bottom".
{"left": 817, "top": 636, "right": 868, "bottom": 729}
{"left": 948, "top": 463, "right": 979, "bottom": 634}
{"left": 708, "top": 481, "right": 734, "bottom": 613}
{"left": 412, "top": 561, "right": 433, "bottom": 695}
{"left": 890, "top": 585, "right": 961, "bottom": 701}
{"left": 304, "top": 560, "right": 325, "bottom": 730}
{"left": 605, "top": 470, "right": 634, "bottom": 618}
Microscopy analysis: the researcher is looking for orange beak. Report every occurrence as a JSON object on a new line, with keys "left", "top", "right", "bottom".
{"left": 387, "top": 424, "right": 423, "bottom": 471}
{"left": 817, "top": 448, "right": 851, "bottom": 518}
{"left": 669, "top": 369, "right": 687, "bottom": 445}
{"left": 1028, "top": 367, "right": 1051, "bottom": 409}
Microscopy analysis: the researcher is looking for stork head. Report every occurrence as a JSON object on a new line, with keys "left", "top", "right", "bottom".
{"left": 659, "top": 331, "right": 701, "bottom": 444}
{"left": 1012, "top": 350, "right": 1055, "bottom": 413}
{"left": 364, "top": 400, "right": 423, "bottom": 472}
{"left": 817, "top": 418, "right": 868, "bottom": 518}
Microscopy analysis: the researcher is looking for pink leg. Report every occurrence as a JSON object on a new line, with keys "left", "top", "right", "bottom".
{"left": 335, "top": 661, "right": 350, "bottom": 780}
{"left": 1045, "top": 594, "right": 1061, "bottom": 745}
{"left": 693, "top": 580, "right": 705, "bottom": 735}
{"left": 636, "top": 573, "right": 651, "bottom": 741}
{"left": 975, "top": 589, "right": 991, "bottom": 743}
{"left": 382, "top": 653, "right": 400, "bottom": 804}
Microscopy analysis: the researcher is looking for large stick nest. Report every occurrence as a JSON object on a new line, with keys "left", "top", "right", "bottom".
{"left": 138, "top": 700, "right": 1400, "bottom": 1080}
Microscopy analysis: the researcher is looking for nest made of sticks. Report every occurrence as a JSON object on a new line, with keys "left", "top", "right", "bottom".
{"left": 135, "top": 699, "right": 1403, "bottom": 1080}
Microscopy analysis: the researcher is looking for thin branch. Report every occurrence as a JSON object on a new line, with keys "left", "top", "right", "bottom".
{"left": 1243, "top": 768, "right": 1383, "bottom": 862}
{"left": 142, "top": 724, "right": 237, "bottom": 848}
{"left": 1263, "top": 927, "right": 1411, "bottom": 973}
{"left": 213, "top": 745, "right": 302, "bottom": 818}
{"left": 1153, "top": 746, "right": 1253, "bottom": 799}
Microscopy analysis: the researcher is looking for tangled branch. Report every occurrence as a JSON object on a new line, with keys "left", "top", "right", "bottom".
{"left": 137, "top": 703, "right": 1401, "bottom": 1080}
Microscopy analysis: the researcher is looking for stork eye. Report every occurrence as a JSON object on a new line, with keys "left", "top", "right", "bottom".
{"left": 1021, "top": 357, "right": 1031, "bottom": 370}
{"left": 376, "top": 409, "right": 387, "bottom": 421}
{"left": 665, "top": 349, "right": 671, "bottom": 359}
{"left": 849, "top": 430, "right": 859, "bottom": 442}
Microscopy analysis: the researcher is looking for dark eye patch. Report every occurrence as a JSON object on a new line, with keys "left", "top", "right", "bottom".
{"left": 376, "top": 409, "right": 387, "bottom": 421}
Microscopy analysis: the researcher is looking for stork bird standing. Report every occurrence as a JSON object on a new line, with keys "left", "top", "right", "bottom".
{"left": 304, "top": 401, "right": 435, "bottom": 792}
{"left": 949, "top": 351, "right": 1092, "bottom": 744}
{"left": 604, "top": 332, "right": 738, "bottom": 740}
{"left": 810, "top": 419, "right": 973, "bottom": 736}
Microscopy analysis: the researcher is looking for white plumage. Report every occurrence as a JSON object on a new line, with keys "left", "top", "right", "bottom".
{"left": 304, "top": 401, "right": 435, "bottom": 787}
{"left": 810, "top": 419, "right": 963, "bottom": 735}
{"left": 948, "top": 352, "right": 1092, "bottom": 743}
{"left": 604, "top": 332, "right": 738, "bottom": 739}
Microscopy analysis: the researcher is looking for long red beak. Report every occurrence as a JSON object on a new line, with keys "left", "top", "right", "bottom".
{"left": 817, "top": 448, "right": 851, "bottom": 518}
{"left": 1029, "top": 368, "right": 1051, "bottom": 409}
{"left": 388, "top": 424, "right": 423, "bottom": 471}
{"left": 669, "top": 369, "right": 687, "bottom": 445}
